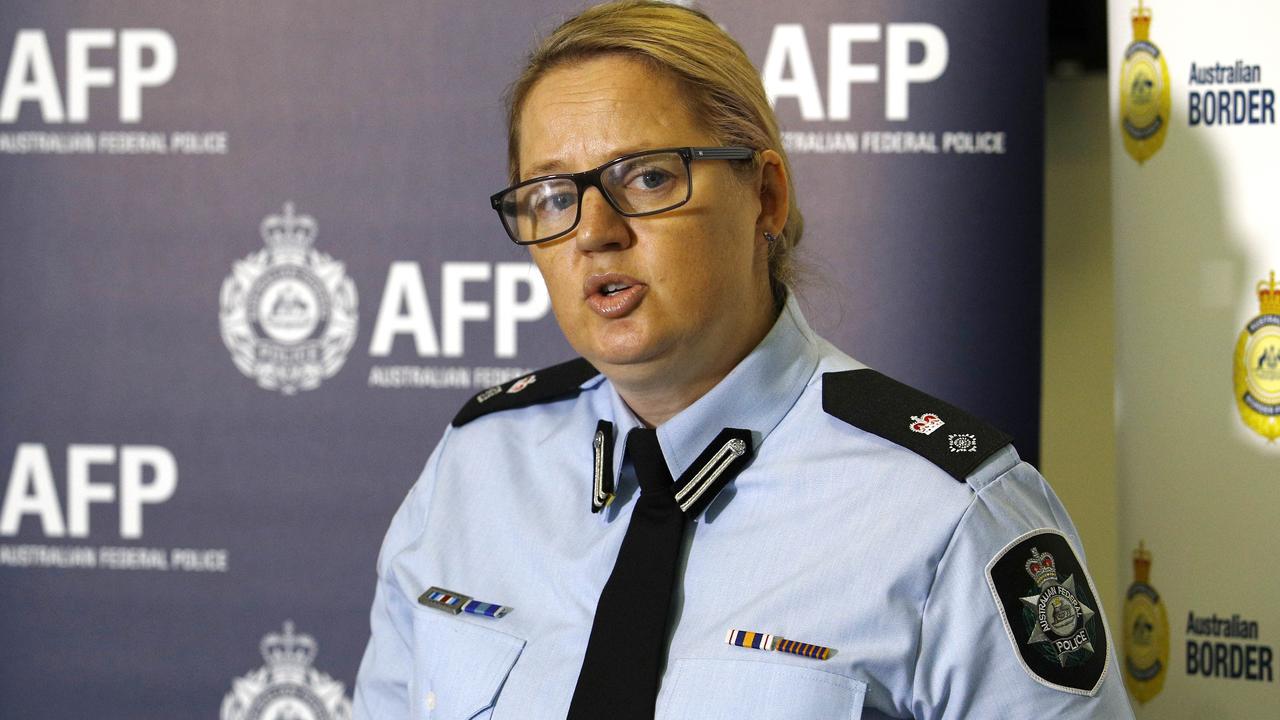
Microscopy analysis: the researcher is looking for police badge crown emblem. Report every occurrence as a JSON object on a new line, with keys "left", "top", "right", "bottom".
{"left": 221, "top": 621, "right": 352, "bottom": 720}
{"left": 219, "top": 203, "right": 358, "bottom": 395}
{"left": 1021, "top": 547, "right": 1097, "bottom": 665}
{"left": 1234, "top": 271, "right": 1280, "bottom": 442}
{"left": 988, "top": 529, "right": 1109, "bottom": 695}
{"left": 1119, "top": 1, "right": 1171, "bottom": 164}
{"left": 1122, "top": 541, "right": 1169, "bottom": 704}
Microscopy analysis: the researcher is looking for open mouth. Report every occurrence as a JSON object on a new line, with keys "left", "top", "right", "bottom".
{"left": 584, "top": 273, "right": 647, "bottom": 318}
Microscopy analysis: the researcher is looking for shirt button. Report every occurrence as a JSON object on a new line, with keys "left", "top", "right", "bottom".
{"left": 426, "top": 690, "right": 437, "bottom": 710}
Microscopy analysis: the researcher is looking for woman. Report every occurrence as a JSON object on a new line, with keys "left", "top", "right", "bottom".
{"left": 354, "top": 2, "right": 1135, "bottom": 718}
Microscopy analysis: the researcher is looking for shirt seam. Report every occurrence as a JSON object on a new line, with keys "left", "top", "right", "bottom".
{"left": 384, "top": 424, "right": 454, "bottom": 586}
{"left": 908, "top": 460, "right": 1020, "bottom": 714}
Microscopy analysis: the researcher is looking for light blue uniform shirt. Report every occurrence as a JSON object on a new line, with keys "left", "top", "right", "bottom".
{"left": 354, "top": 296, "right": 1136, "bottom": 719}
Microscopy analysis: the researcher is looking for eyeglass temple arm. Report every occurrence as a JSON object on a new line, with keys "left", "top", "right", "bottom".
{"left": 690, "top": 147, "right": 755, "bottom": 160}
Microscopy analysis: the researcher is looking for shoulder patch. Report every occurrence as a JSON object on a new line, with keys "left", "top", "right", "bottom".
{"left": 821, "top": 369, "right": 1012, "bottom": 482}
{"left": 451, "top": 358, "right": 599, "bottom": 427}
{"left": 986, "top": 529, "right": 1110, "bottom": 696}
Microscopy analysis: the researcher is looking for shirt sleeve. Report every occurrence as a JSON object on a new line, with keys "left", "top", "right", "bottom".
{"left": 352, "top": 428, "right": 452, "bottom": 720}
{"left": 910, "top": 456, "right": 1136, "bottom": 719}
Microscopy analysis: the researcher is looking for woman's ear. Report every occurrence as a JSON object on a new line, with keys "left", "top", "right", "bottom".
{"left": 756, "top": 149, "right": 789, "bottom": 236}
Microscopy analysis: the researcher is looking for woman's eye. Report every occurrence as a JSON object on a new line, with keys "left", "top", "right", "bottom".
{"left": 627, "top": 168, "right": 674, "bottom": 190}
{"left": 533, "top": 191, "right": 576, "bottom": 215}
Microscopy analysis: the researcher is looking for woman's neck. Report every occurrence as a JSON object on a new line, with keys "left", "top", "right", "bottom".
{"left": 610, "top": 300, "right": 781, "bottom": 427}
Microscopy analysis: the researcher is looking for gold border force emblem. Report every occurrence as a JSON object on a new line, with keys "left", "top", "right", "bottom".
{"left": 1119, "top": 1, "right": 1171, "bottom": 164}
{"left": 1234, "top": 271, "right": 1280, "bottom": 442}
{"left": 1122, "top": 541, "right": 1169, "bottom": 704}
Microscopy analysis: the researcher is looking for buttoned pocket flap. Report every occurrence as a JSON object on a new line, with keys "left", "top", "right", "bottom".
{"left": 658, "top": 657, "right": 866, "bottom": 720}
{"left": 412, "top": 608, "right": 526, "bottom": 720}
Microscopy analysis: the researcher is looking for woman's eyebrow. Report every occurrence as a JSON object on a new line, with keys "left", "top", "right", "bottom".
{"left": 524, "top": 142, "right": 671, "bottom": 179}
{"left": 525, "top": 158, "right": 568, "bottom": 177}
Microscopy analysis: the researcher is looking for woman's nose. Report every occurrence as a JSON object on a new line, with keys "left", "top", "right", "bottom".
{"left": 575, "top": 187, "right": 633, "bottom": 253}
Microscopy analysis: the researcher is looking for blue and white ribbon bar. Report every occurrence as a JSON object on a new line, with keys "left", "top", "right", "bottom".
{"left": 418, "top": 586, "right": 511, "bottom": 619}
{"left": 462, "top": 599, "right": 512, "bottom": 618}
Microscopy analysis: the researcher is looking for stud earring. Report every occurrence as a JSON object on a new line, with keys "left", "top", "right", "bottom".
{"left": 763, "top": 231, "right": 778, "bottom": 245}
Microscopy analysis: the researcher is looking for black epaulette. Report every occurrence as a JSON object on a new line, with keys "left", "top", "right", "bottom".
{"left": 822, "top": 369, "right": 1012, "bottom": 482}
{"left": 451, "top": 358, "right": 600, "bottom": 427}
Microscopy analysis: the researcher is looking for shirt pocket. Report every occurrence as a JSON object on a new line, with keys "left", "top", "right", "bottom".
{"left": 410, "top": 607, "right": 526, "bottom": 720}
{"left": 657, "top": 657, "right": 866, "bottom": 720}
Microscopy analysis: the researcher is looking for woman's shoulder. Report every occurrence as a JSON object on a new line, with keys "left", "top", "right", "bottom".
{"left": 768, "top": 338, "right": 1026, "bottom": 501}
{"left": 449, "top": 358, "right": 601, "bottom": 428}
{"left": 816, "top": 365, "right": 1016, "bottom": 486}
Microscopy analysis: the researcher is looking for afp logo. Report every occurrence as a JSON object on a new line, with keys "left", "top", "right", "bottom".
{"left": 0, "top": 444, "right": 176, "bottom": 539}
{"left": 0, "top": 29, "right": 176, "bottom": 123}
{"left": 761, "top": 23, "right": 948, "bottom": 121}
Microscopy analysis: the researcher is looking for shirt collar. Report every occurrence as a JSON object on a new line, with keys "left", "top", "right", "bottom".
{"left": 601, "top": 292, "right": 822, "bottom": 502}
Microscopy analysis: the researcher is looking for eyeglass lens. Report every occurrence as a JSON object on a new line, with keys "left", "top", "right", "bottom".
{"left": 500, "top": 151, "right": 690, "bottom": 244}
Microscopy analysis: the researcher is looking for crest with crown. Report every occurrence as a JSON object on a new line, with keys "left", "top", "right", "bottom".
{"left": 1132, "top": 540, "right": 1153, "bottom": 584}
{"left": 1025, "top": 548, "right": 1059, "bottom": 590}
{"left": 1257, "top": 271, "right": 1279, "bottom": 315}
{"left": 260, "top": 202, "right": 318, "bottom": 259}
{"left": 221, "top": 619, "right": 352, "bottom": 720}
{"left": 260, "top": 620, "right": 318, "bottom": 672}
{"left": 910, "top": 413, "right": 945, "bottom": 435}
{"left": 1130, "top": 0, "right": 1152, "bottom": 42}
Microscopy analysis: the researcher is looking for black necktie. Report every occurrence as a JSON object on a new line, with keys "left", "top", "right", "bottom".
{"left": 567, "top": 426, "right": 753, "bottom": 719}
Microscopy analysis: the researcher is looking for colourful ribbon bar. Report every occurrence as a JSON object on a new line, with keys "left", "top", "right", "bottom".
{"left": 418, "top": 587, "right": 468, "bottom": 615}
{"left": 726, "top": 628, "right": 833, "bottom": 660}
{"left": 725, "top": 628, "right": 776, "bottom": 650}
{"left": 418, "top": 586, "right": 511, "bottom": 619}
{"left": 773, "top": 636, "right": 833, "bottom": 661}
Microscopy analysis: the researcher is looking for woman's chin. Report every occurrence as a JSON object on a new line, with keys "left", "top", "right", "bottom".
{"left": 586, "top": 343, "right": 663, "bottom": 370}
{"left": 580, "top": 331, "right": 672, "bottom": 373}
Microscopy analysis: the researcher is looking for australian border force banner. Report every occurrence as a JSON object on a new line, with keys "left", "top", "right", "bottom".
{"left": 0, "top": 2, "right": 1043, "bottom": 716}
{"left": 1110, "top": 0, "right": 1280, "bottom": 715}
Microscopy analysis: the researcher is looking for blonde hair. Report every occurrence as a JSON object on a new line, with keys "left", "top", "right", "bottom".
{"left": 505, "top": 0, "right": 803, "bottom": 295}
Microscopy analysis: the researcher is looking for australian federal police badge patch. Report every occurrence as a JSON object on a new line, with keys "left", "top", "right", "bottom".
{"left": 987, "top": 529, "right": 1109, "bottom": 695}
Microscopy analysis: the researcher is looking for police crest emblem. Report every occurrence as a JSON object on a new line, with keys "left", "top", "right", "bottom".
{"left": 220, "top": 203, "right": 358, "bottom": 394}
{"left": 1234, "top": 271, "right": 1280, "bottom": 442}
{"left": 1119, "top": 1, "right": 1171, "bottom": 164}
{"left": 221, "top": 621, "right": 352, "bottom": 720}
{"left": 987, "top": 529, "right": 1109, "bottom": 695}
{"left": 1123, "top": 541, "right": 1169, "bottom": 704}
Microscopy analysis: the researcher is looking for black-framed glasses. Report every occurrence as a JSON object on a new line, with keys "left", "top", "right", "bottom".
{"left": 489, "top": 146, "right": 755, "bottom": 245}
